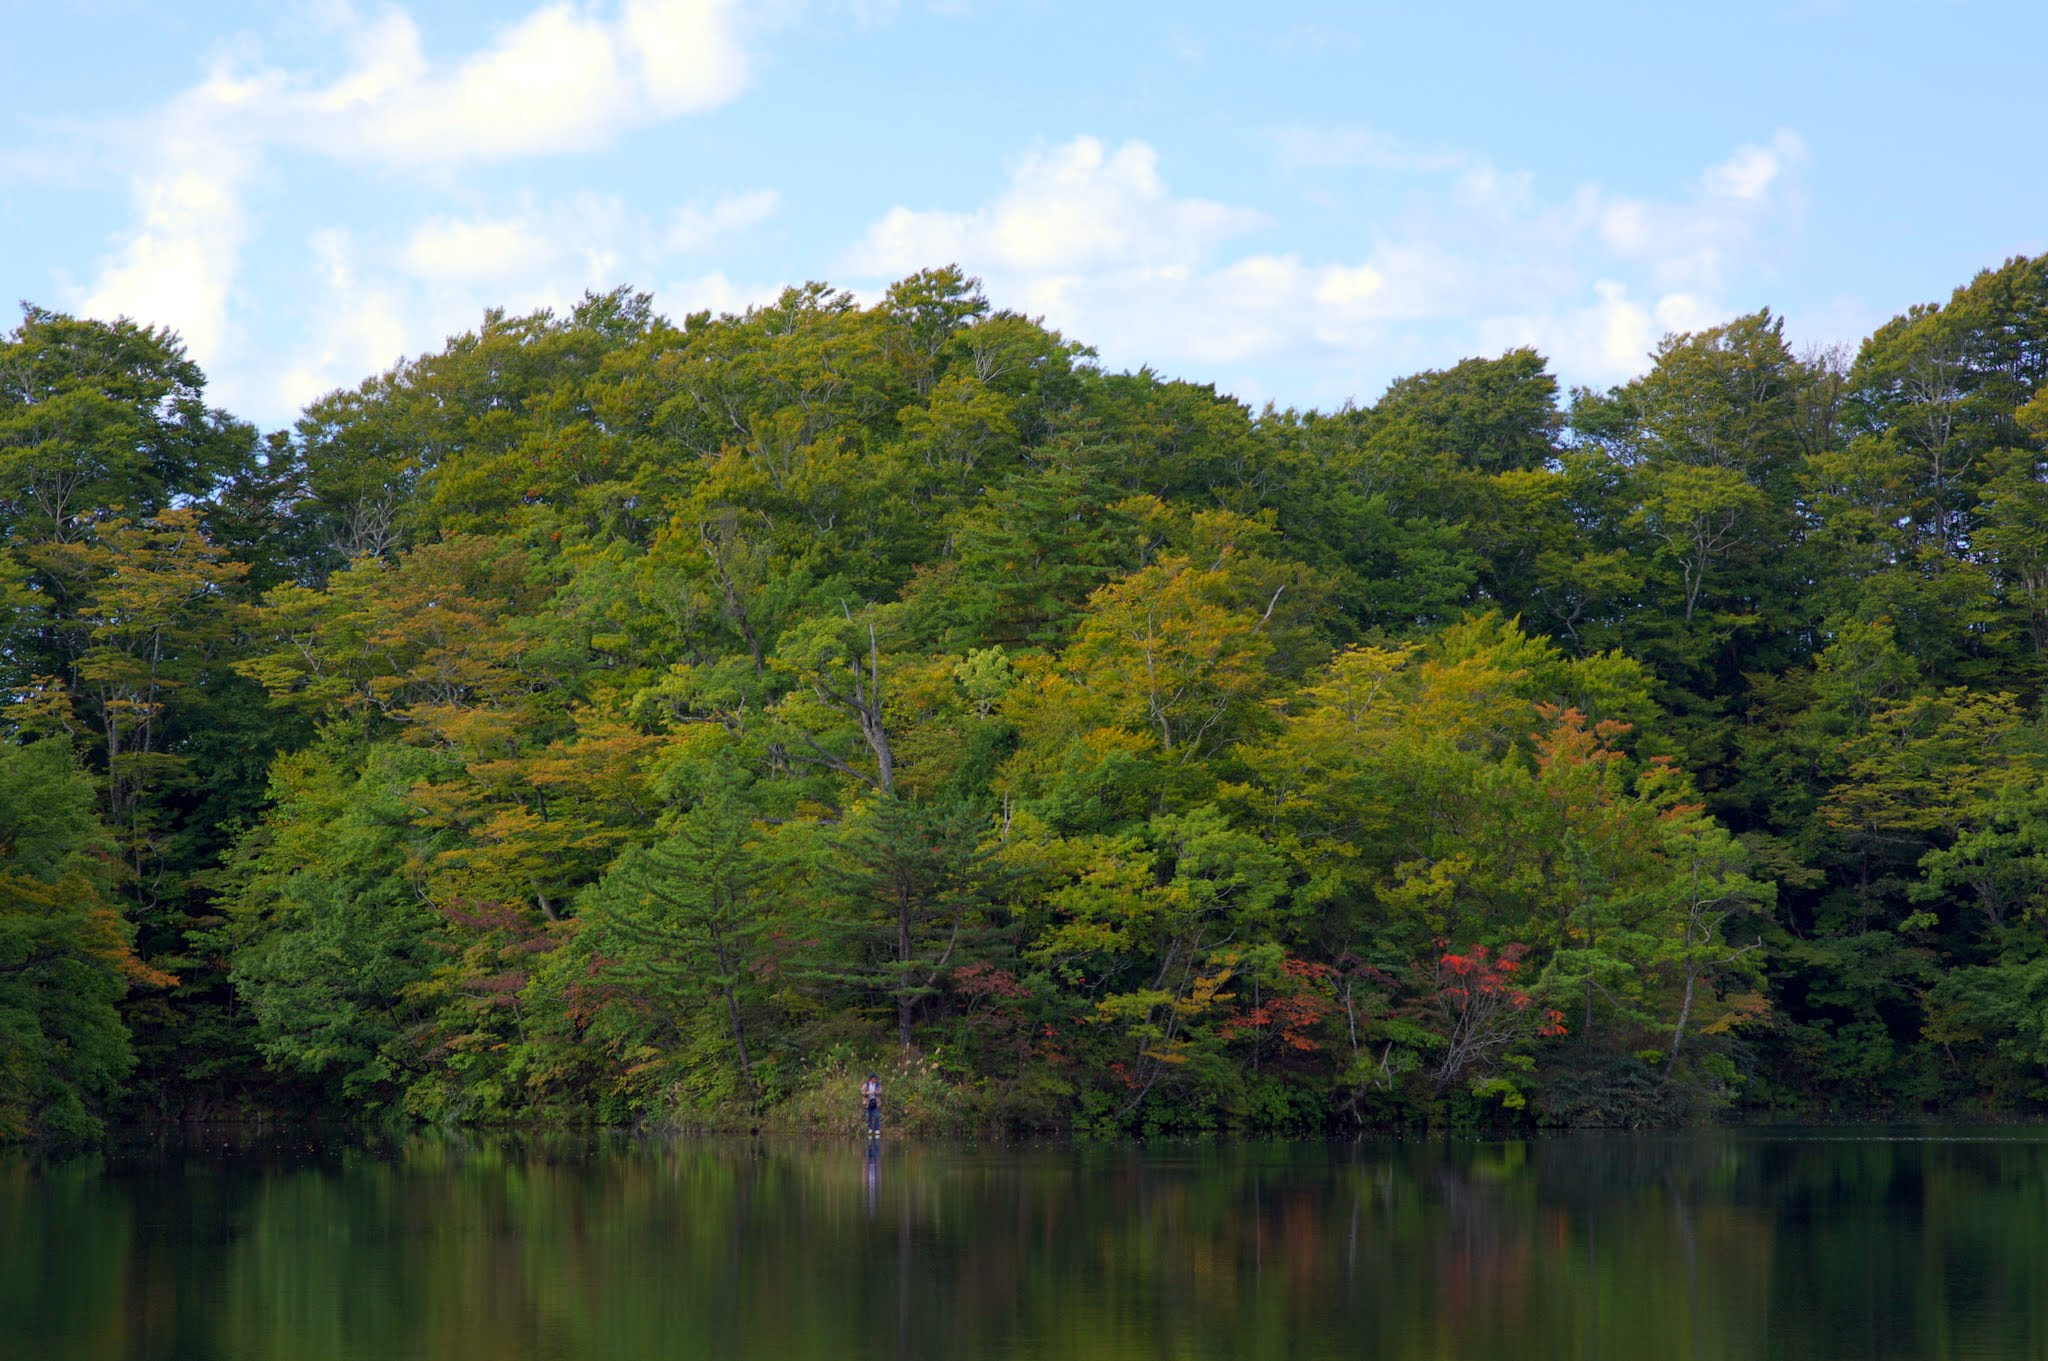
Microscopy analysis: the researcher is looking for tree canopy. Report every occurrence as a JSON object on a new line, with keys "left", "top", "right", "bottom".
{"left": 8, "top": 257, "right": 2048, "bottom": 1142}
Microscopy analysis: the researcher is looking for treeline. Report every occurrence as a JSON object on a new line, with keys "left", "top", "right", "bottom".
{"left": 3, "top": 259, "right": 2047, "bottom": 1143}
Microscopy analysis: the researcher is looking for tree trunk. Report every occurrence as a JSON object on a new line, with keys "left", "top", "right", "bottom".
{"left": 898, "top": 885, "right": 914, "bottom": 1049}
{"left": 724, "top": 984, "right": 755, "bottom": 1087}
{"left": 1670, "top": 971, "right": 1696, "bottom": 1062}
{"left": 710, "top": 926, "right": 756, "bottom": 1093}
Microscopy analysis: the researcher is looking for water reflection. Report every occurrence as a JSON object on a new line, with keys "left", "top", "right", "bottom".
{"left": 2, "top": 1132, "right": 2045, "bottom": 1360}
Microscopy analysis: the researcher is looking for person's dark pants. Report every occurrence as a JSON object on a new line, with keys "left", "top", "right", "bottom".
{"left": 866, "top": 1102, "right": 880, "bottom": 1133}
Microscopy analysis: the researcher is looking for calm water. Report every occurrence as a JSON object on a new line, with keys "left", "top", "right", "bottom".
{"left": 4, "top": 1131, "right": 2046, "bottom": 1360}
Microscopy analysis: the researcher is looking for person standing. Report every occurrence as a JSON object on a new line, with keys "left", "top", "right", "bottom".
{"left": 861, "top": 1071, "right": 883, "bottom": 1137}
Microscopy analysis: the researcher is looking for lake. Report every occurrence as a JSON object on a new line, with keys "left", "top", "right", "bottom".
{"left": 3, "top": 1131, "right": 2044, "bottom": 1360}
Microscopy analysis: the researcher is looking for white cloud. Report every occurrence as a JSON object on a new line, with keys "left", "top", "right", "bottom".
{"left": 1702, "top": 130, "right": 1805, "bottom": 201}
{"left": 849, "top": 131, "right": 1808, "bottom": 405}
{"left": 401, "top": 215, "right": 563, "bottom": 286}
{"left": 392, "top": 194, "right": 650, "bottom": 288}
{"left": 1315, "top": 264, "right": 1386, "bottom": 311}
{"left": 257, "top": 193, "right": 787, "bottom": 414}
{"left": 1476, "top": 282, "right": 1721, "bottom": 382}
{"left": 80, "top": 152, "right": 251, "bottom": 365}
{"left": 625, "top": 0, "right": 753, "bottom": 114}
{"left": 282, "top": 0, "right": 749, "bottom": 166}
{"left": 266, "top": 227, "right": 412, "bottom": 416}
{"left": 69, "top": 0, "right": 760, "bottom": 420}
{"left": 662, "top": 268, "right": 787, "bottom": 318}
{"left": 668, "top": 189, "right": 780, "bottom": 252}
{"left": 853, "top": 137, "right": 1261, "bottom": 277}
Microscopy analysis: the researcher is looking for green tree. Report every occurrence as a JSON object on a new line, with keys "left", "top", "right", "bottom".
{"left": 583, "top": 780, "right": 775, "bottom": 1100}
{"left": 819, "top": 795, "right": 1008, "bottom": 1049}
{"left": 0, "top": 739, "right": 164, "bottom": 1143}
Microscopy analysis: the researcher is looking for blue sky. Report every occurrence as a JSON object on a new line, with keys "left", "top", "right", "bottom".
{"left": 4, "top": 1, "right": 2043, "bottom": 431}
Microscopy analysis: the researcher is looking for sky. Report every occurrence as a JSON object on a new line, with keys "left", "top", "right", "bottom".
{"left": 3, "top": 0, "right": 2044, "bottom": 432}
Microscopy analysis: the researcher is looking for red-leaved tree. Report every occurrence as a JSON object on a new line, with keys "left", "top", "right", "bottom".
{"left": 1432, "top": 944, "right": 1566, "bottom": 1088}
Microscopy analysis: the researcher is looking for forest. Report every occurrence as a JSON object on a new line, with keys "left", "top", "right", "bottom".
{"left": 3, "top": 257, "right": 2047, "bottom": 1145}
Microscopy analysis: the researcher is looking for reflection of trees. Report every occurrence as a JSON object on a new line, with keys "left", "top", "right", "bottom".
{"left": 8, "top": 1136, "right": 2048, "bottom": 1359}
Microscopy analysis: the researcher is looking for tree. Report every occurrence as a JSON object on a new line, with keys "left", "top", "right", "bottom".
{"left": 1638, "top": 770, "right": 1773, "bottom": 1069}
{"left": 1371, "top": 347, "right": 1561, "bottom": 474}
{"left": 64, "top": 509, "right": 250, "bottom": 844}
{"left": 13, "top": 255, "right": 2048, "bottom": 1133}
{"left": 0, "top": 739, "right": 166, "bottom": 1143}
{"left": 1630, "top": 464, "right": 1770, "bottom": 625}
{"left": 584, "top": 781, "right": 774, "bottom": 1099}
{"left": 820, "top": 796, "right": 1007, "bottom": 1048}
{"left": 224, "top": 739, "right": 447, "bottom": 1109}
